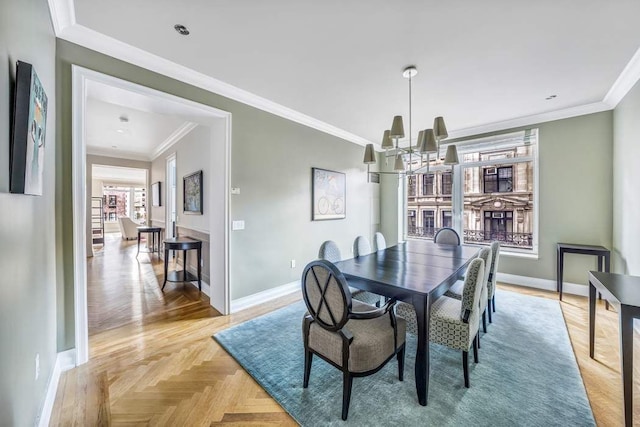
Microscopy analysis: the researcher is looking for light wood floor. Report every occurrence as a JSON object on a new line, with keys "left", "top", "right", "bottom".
{"left": 51, "top": 240, "right": 635, "bottom": 425}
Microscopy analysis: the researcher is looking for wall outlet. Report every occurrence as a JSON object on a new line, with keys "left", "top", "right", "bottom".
{"left": 232, "top": 220, "right": 245, "bottom": 230}
{"left": 35, "top": 353, "right": 40, "bottom": 381}
{"left": 290, "top": 259, "right": 296, "bottom": 268}
{"left": 231, "top": 187, "right": 241, "bottom": 195}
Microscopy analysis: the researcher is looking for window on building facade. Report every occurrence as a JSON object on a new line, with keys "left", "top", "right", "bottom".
{"left": 422, "top": 174, "right": 434, "bottom": 196}
{"left": 405, "top": 129, "right": 538, "bottom": 254}
{"left": 441, "top": 172, "right": 452, "bottom": 195}
{"left": 408, "top": 176, "right": 417, "bottom": 197}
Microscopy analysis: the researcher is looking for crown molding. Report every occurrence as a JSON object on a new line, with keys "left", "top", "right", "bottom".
{"left": 152, "top": 122, "right": 198, "bottom": 160}
{"left": 604, "top": 45, "right": 640, "bottom": 107}
{"left": 86, "top": 146, "right": 151, "bottom": 162}
{"left": 57, "top": 24, "right": 374, "bottom": 148}
{"left": 46, "top": 0, "right": 75, "bottom": 35}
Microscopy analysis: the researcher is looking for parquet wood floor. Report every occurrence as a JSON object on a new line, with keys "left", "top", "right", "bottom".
{"left": 51, "top": 239, "right": 635, "bottom": 426}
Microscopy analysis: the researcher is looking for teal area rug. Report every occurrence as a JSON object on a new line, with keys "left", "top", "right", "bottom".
{"left": 213, "top": 290, "right": 594, "bottom": 426}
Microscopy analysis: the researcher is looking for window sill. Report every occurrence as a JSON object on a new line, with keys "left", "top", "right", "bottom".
{"left": 462, "top": 244, "right": 539, "bottom": 260}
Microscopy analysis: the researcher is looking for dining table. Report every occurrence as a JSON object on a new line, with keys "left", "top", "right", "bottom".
{"left": 334, "top": 239, "right": 480, "bottom": 406}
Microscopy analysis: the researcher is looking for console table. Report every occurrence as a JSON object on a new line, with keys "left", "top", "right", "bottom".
{"left": 557, "top": 243, "right": 610, "bottom": 301}
{"left": 162, "top": 237, "right": 202, "bottom": 291}
{"left": 589, "top": 271, "right": 640, "bottom": 427}
{"left": 136, "top": 226, "right": 162, "bottom": 256}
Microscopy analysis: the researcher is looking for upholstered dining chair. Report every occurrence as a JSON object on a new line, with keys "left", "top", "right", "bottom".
{"left": 396, "top": 258, "right": 485, "bottom": 388}
{"left": 319, "top": 240, "right": 382, "bottom": 307}
{"left": 445, "top": 247, "right": 493, "bottom": 336}
{"left": 487, "top": 241, "right": 501, "bottom": 322}
{"left": 434, "top": 227, "right": 461, "bottom": 245}
{"left": 353, "top": 235, "right": 372, "bottom": 257}
{"left": 374, "top": 232, "right": 387, "bottom": 251}
{"left": 301, "top": 260, "right": 406, "bottom": 420}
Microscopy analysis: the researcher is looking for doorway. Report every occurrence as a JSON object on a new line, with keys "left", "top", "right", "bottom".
{"left": 166, "top": 154, "right": 177, "bottom": 239}
{"left": 72, "top": 66, "right": 232, "bottom": 365}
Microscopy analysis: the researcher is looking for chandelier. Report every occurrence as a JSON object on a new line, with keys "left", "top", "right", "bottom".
{"left": 363, "top": 66, "right": 459, "bottom": 176}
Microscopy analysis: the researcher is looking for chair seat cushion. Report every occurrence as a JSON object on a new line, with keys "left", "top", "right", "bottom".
{"left": 429, "top": 296, "right": 474, "bottom": 352}
{"left": 308, "top": 300, "right": 406, "bottom": 373}
{"left": 443, "top": 280, "right": 464, "bottom": 300}
{"left": 350, "top": 288, "right": 382, "bottom": 306}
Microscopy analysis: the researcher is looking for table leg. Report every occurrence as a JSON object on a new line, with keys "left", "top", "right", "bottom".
{"left": 620, "top": 306, "right": 634, "bottom": 427}
{"left": 162, "top": 247, "right": 169, "bottom": 290}
{"left": 183, "top": 250, "right": 188, "bottom": 282}
{"left": 605, "top": 253, "right": 611, "bottom": 310}
{"left": 412, "top": 294, "right": 430, "bottom": 406}
{"left": 137, "top": 231, "right": 141, "bottom": 255}
{"left": 589, "top": 281, "right": 596, "bottom": 358}
{"left": 197, "top": 247, "right": 202, "bottom": 291}
{"left": 558, "top": 250, "right": 564, "bottom": 300}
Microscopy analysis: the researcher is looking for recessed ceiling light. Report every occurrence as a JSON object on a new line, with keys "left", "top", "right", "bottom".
{"left": 116, "top": 129, "right": 125, "bottom": 133}
{"left": 174, "top": 24, "right": 190, "bottom": 36}
{"left": 111, "top": 145, "right": 118, "bottom": 149}
{"left": 545, "top": 95, "right": 557, "bottom": 100}
{"left": 119, "top": 115, "right": 129, "bottom": 123}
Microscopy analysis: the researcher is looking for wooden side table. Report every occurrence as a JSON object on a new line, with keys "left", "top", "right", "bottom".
{"left": 136, "top": 226, "right": 162, "bottom": 256}
{"left": 162, "top": 237, "right": 202, "bottom": 291}
{"left": 556, "top": 243, "right": 610, "bottom": 301}
{"left": 589, "top": 271, "right": 640, "bottom": 427}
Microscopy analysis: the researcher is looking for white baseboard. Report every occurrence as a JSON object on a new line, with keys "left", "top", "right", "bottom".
{"left": 38, "top": 349, "right": 76, "bottom": 427}
{"left": 231, "top": 280, "right": 301, "bottom": 313}
{"left": 497, "top": 272, "right": 588, "bottom": 297}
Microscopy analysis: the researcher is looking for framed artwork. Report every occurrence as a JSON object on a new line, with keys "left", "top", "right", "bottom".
{"left": 183, "top": 170, "right": 203, "bottom": 214}
{"left": 152, "top": 182, "right": 162, "bottom": 207}
{"left": 10, "top": 61, "right": 48, "bottom": 195}
{"left": 312, "top": 167, "right": 346, "bottom": 221}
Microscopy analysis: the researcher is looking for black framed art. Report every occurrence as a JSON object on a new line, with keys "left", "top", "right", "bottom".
{"left": 183, "top": 170, "right": 203, "bottom": 214}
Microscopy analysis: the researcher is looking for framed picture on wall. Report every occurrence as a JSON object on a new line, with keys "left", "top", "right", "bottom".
{"left": 312, "top": 167, "right": 346, "bottom": 221}
{"left": 183, "top": 170, "right": 203, "bottom": 214}
{"left": 152, "top": 182, "right": 161, "bottom": 207}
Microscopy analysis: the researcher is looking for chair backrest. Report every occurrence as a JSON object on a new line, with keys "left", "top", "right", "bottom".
{"left": 434, "top": 228, "right": 461, "bottom": 245}
{"left": 353, "top": 236, "right": 372, "bottom": 257}
{"left": 477, "top": 247, "right": 493, "bottom": 290}
{"left": 488, "top": 241, "right": 501, "bottom": 297}
{"left": 460, "top": 258, "right": 485, "bottom": 322}
{"left": 301, "top": 260, "right": 351, "bottom": 332}
{"left": 318, "top": 240, "right": 341, "bottom": 263}
{"left": 374, "top": 232, "right": 386, "bottom": 251}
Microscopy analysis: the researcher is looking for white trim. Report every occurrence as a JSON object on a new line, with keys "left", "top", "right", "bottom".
{"left": 58, "top": 24, "right": 373, "bottom": 148}
{"left": 72, "top": 66, "right": 233, "bottom": 366}
{"left": 152, "top": 122, "right": 198, "bottom": 160}
{"left": 46, "top": 0, "right": 75, "bottom": 35}
{"left": 85, "top": 146, "right": 151, "bottom": 162}
{"left": 230, "top": 280, "right": 301, "bottom": 313}
{"left": 604, "top": 45, "right": 640, "bottom": 107}
{"left": 38, "top": 349, "right": 76, "bottom": 427}
{"left": 498, "top": 272, "right": 588, "bottom": 297}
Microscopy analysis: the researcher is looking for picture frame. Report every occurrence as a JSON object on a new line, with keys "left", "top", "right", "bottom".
{"left": 312, "top": 167, "right": 346, "bottom": 221}
{"left": 10, "top": 61, "right": 48, "bottom": 195}
{"left": 183, "top": 170, "right": 203, "bottom": 214}
{"left": 152, "top": 181, "right": 162, "bottom": 207}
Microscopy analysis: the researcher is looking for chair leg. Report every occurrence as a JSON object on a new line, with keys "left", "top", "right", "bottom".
{"left": 462, "top": 351, "right": 469, "bottom": 388}
{"left": 473, "top": 334, "right": 479, "bottom": 364}
{"left": 477, "top": 330, "right": 481, "bottom": 349}
{"left": 342, "top": 372, "right": 353, "bottom": 421}
{"left": 488, "top": 302, "right": 493, "bottom": 323}
{"left": 303, "top": 350, "right": 313, "bottom": 388}
{"left": 493, "top": 295, "right": 496, "bottom": 313}
{"left": 482, "top": 310, "right": 487, "bottom": 333}
{"left": 397, "top": 344, "right": 405, "bottom": 381}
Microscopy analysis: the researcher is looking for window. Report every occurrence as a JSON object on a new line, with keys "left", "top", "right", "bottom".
{"left": 407, "top": 176, "right": 417, "bottom": 197}
{"left": 405, "top": 129, "right": 538, "bottom": 254}
{"left": 407, "top": 210, "right": 416, "bottom": 233}
{"left": 441, "top": 172, "right": 452, "bottom": 195}
{"left": 102, "top": 185, "right": 147, "bottom": 223}
{"left": 422, "top": 174, "right": 434, "bottom": 196}
{"left": 484, "top": 166, "right": 513, "bottom": 193}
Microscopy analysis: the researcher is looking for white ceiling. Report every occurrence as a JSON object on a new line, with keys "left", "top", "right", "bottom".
{"left": 69, "top": 0, "right": 640, "bottom": 145}
{"left": 92, "top": 165, "right": 146, "bottom": 184}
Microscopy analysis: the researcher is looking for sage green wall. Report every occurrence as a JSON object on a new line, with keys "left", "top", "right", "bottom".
{"left": 0, "top": 0, "right": 57, "bottom": 424}
{"left": 613, "top": 80, "right": 640, "bottom": 275}
{"left": 56, "top": 40, "right": 379, "bottom": 348}
{"left": 380, "top": 112, "right": 613, "bottom": 286}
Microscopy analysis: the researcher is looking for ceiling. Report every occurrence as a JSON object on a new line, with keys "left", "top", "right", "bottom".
{"left": 62, "top": 1, "right": 640, "bottom": 146}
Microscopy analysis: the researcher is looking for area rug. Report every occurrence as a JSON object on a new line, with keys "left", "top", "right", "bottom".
{"left": 213, "top": 290, "right": 594, "bottom": 426}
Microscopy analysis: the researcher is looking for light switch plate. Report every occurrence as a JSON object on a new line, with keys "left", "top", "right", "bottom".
{"left": 231, "top": 187, "right": 241, "bottom": 195}
{"left": 232, "top": 220, "right": 245, "bottom": 230}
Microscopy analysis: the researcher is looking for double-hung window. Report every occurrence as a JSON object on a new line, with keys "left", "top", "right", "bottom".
{"left": 405, "top": 129, "right": 538, "bottom": 255}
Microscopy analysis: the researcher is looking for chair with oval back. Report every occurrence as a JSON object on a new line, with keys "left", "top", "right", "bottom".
{"left": 302, "top": 260, "right": 406, "bottom": 420}
{"left": 486, "top": 241, "right": 501, "bottom": 322}
{"left": 434, "top": 227, "right": 461, "bottom": 245}
{"left": 374, "top": 232, "right": 387, "bottom": 252}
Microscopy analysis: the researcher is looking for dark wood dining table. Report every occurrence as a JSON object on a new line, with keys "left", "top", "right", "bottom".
{"left": 334, "top": 239, "right": 480, "bottom": 406}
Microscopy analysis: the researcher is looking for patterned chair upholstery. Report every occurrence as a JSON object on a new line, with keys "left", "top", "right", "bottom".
{"left": 353, "top": 236, "right": 372, "bottom": 257}
{"left": 434, "top": 227, "right": 461, "bottom": 245}
{"left": 301, "top": 260, "right": 406, "bottom": 420}
{"left": 318, "top": 240, "right": 382, "bottom": 307}
{"left": 487, "top": 241, "right": 501, "bottom": 321}
{"left": 374, "top": 232, "right": 387, "bottom": 251}
{"left": 445, "top": 247, "right": 492, "bottom": 334}
{"left": 428, "top": 257, "right": 484, "bottom": 388}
